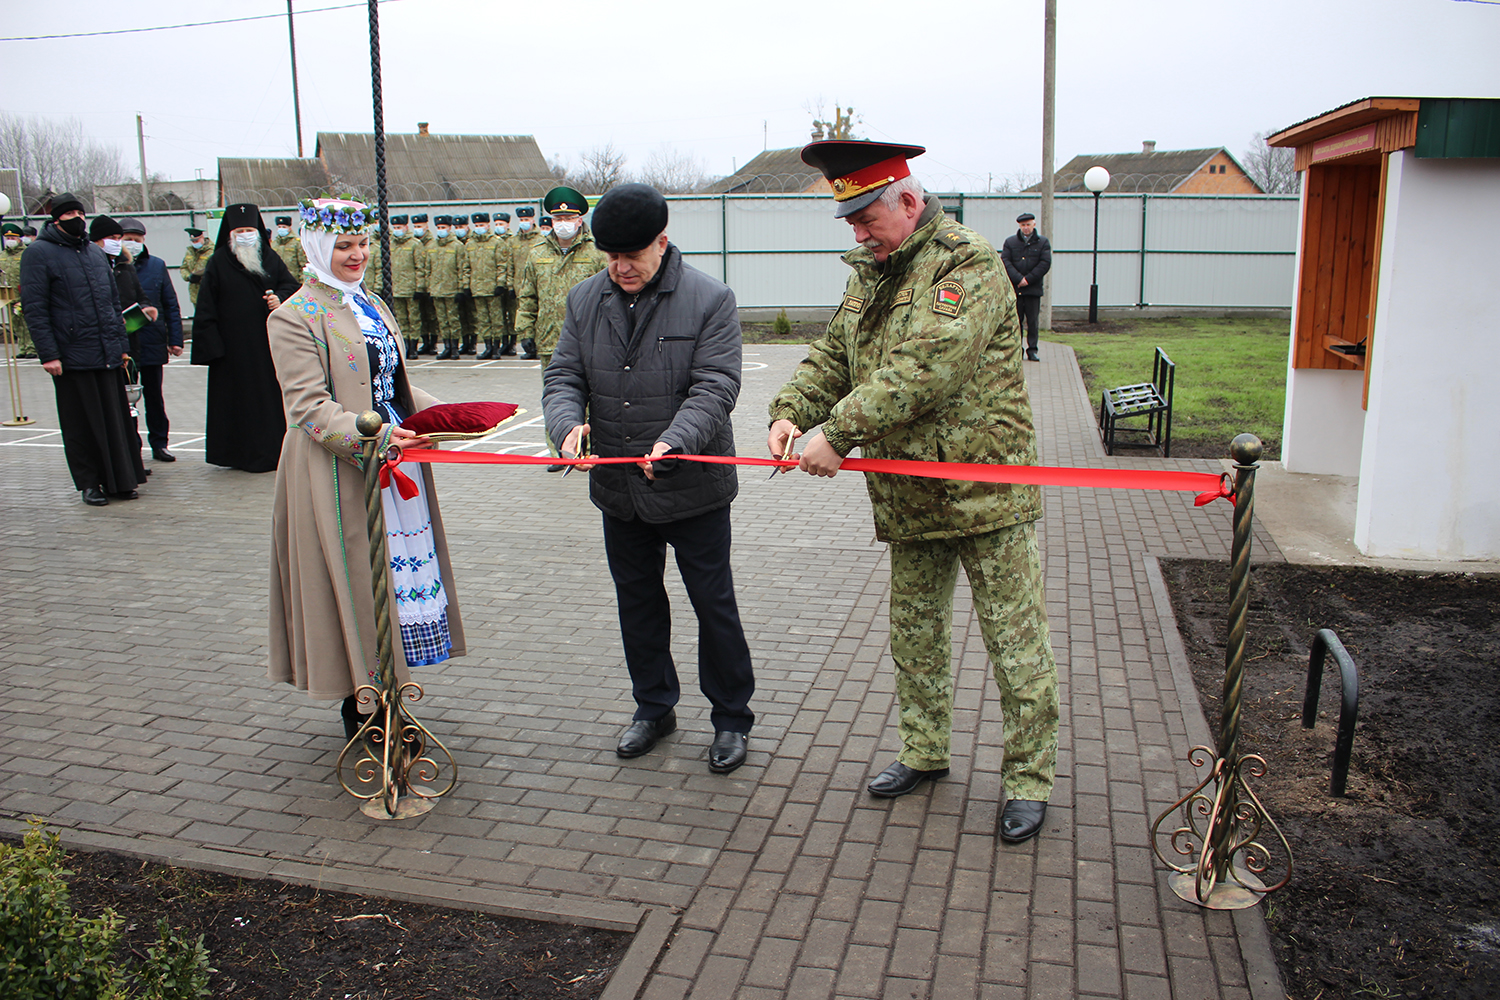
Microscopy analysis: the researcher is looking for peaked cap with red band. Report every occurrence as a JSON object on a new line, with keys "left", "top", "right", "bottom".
{"left": 801, "top": 140, "right": 926, "bottom": 218}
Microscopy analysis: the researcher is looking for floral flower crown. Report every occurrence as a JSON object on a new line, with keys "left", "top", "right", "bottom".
{"left": 297, "top": 197, "right": 378, "bottom": 234}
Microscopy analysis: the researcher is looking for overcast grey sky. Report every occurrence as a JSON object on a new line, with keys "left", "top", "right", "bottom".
{"left": 3, "top": 0, "right": 1497, "bottom": 191}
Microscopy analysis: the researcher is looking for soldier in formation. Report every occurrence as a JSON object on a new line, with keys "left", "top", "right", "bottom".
{"left": 411, "top": 212, "right": 439, "bottom": 354}
{"left": 508, "top": 206, "right": 543, "bottom": 358}
{"left": 465, "top": 211, "right": 507, "bottom": 359}
{"left": 180, "top": 226, "right": 214, "bottom": 312}
{"left": 1, "top": 223, "right": 35, "bottom": 357}
{"left": 451, "top": 214, "right": 478, "bottom": 355}
{"left": 386, "top": 214, "right": 422, "bottom": 358}
{"left": 271, "top": 215, "right": 307, "bottom": 277}
{"left": 420, "top": 214, "right": 469, "bottom": 360}
{"left": 767, "top": 140, "right": 1059, "bottom": 845}
{"left": 516, "top": 186, "right": 607, "bottom": 466}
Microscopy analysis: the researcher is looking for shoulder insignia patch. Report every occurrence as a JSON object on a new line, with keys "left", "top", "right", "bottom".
{"left": 841, "top": 294, "right": 865, "bottom": 314}
{"left": 934, "top": 229, "right": 970, "bottom": 250}
{"left": 932, "top": 280, "right": 964, "bottom": 317}
{"left": 893, "top": 287, "right": 914, "bottom": 306}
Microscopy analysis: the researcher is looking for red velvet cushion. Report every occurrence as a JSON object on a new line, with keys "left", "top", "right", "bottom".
{"left": 401, "top": 401, "right": 519, "bottom": 436}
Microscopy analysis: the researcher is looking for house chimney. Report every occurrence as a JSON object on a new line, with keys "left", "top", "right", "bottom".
{"left": 1142, "top": 140, "right": 1157, "bottom": 154}
{"left": 417, "top": 122, "right": 430, "bottom": 136}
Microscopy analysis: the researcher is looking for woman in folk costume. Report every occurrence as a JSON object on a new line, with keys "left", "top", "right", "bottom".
{"left": 266, "top": 198, "right": 465, "bottom": 740}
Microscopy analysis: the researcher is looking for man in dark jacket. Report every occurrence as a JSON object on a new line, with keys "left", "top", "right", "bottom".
{"left": 543, "top": 184, "right": 756, "bottom": 775}
{"left": 20, "top": 193, "right": 146, "bottom": 505}
{"left": 1001, "top": 212, "right": 1051, "bottom": 362}
{"left": 121, "top": 218, "right": 184, "bottom": 461}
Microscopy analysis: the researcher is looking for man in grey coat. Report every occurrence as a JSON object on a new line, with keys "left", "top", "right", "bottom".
{"left": 543, "top": 184, "right": 755, "bottom": 775}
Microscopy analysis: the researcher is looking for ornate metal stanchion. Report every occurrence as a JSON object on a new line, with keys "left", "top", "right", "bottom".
{"left": 336, "top": 411, "right": 457, "bottom": 819}
{"left": 0, "top": 274, "right": 33, "bottom": 427}
{"left": 1151, "top": 433, "right": 1291, "bottom": 909}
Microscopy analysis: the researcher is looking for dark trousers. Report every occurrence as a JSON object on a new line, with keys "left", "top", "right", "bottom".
{"left": 602, "top": 506, "right": 755, "bottom": 733}
{"left": 1017, "top": 295, "right": 1041, "bottom": 352}
{"left": 139, "top": 364, "right": 169, "bottom": 451}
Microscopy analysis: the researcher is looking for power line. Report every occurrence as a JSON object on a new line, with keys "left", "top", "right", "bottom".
{"left": 0, "top": 0, "right": 406, "bottom": 42}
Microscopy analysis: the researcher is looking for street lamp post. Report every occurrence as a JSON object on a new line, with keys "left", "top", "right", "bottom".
{"left": 1084, "top": 165, "right": 1110, "bottom": 324}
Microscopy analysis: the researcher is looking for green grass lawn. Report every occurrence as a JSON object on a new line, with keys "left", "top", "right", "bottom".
{"left": 1047, "top": 316, "right": 1290, "bottom": 459}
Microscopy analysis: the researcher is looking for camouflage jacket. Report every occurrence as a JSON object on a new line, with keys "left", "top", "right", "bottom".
{"left": 180, "top": 240, "right": 213, "bottom": 279}
{"left": 1, "top": 245, "right": 24, "bottom": 320}
{"left": 516, "top": 227, "right": 607, "bottom": 354}
{"left": 463, "top": 233, "right": 505, "bottom": 296}
{"left": 271, "top": 235, "right": 308, "bottom": 279}
{"left": 506, "top": 230, "right": 543, "bottom": 293}
{"left": 388, "top": 232, "right": 420, "bottom": 297}
{"left": 768, "top": 196, "right": 1041, "bottom": 543}
{"left": 365, "top": 238, "right": 384, "bottom": 297}
{"left": 419, "top": 234, "right": 469, "bottom": 297}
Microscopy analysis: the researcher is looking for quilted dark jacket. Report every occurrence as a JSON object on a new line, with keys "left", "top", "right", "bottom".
{"left": 19, "top": 222, "right": 127, "bottom": 370}
{"left": 130, "top": 249, "right": 184, "bottom": 365}
{"left": 543, "top": 245, "right": 741, "bottom": 523}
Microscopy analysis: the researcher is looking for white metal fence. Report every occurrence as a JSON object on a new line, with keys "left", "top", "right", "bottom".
{"left": 53, "top": 192, "right": 1299, "bottom": 317}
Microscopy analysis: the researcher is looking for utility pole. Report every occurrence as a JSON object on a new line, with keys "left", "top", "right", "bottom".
{"left": 1040, "top": 0, "right": 1057, "bottom": 331}
{"left": 287, "top": 0, "right": 304, "bottom": 157}
{"left": 136, "top": 114, "right": 149, "bottom": 212}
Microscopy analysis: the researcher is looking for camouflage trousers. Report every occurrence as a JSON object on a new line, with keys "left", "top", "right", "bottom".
{"left": 431, "top": 297, "right": 463, "bottom": 342}
{"left": 5, "top": 310, "right": 32, "bottom": 357}
{"left": 888, "top": 521, "right": 1059, "bottom": 800}
{"left": 390, "top": 297, "right": 421, "bottom": 342}
{"left": 469, "top": 294, "right": 502, "bottom": 341}
{"left": 418, "top": 296, "right": 439, "bottom": 342}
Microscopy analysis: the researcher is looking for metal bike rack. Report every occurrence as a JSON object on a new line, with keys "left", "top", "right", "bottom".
{"left": 1301, "top": 628, "right": 1360, "bottom": 797}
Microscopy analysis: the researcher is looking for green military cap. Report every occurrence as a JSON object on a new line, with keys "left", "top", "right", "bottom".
{"left": 471, "top": 211, "right": 490, "bottom": 223}
{"left": 496, "top": 211, "right": 511, "bottom": 222}
{"left": 801, "top": 139, "right": 926, "bottom": 218}
{"left": 274, "top": 216, "right": 293, "bottom": 226}
{"left": 543, "top": 185, "right": 588, "bottom": 216}
{"left": 2, "top": 223, "right": 22, "bottom": 237}
{"left": 412, "top": 213, "right": 429, "bottom": 223}
{"left": 515, "top": 206, "right": 535, "bottom": 218}
{"left": 389, "top": 214, "right": 409, "bottom": 224}
{"left": 452, "top": 215, "right": 469, "bottom": 225}
{"left": 184, "top": 226, "right": 204, "bottom": 236}
{"left": 434, "top": 214, "right": 453, "bottom": 226}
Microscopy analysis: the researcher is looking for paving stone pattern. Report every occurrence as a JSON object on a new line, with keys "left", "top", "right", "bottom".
{"left": 0, "top": 340, "right": 1281, "bottom": 998}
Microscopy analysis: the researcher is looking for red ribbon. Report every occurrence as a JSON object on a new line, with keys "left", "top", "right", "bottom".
{"left": 377, "top": 451, "right": 420, "bottom": 500}
{"left": 393, "top": 449, "right": 1236, "bottom": 505}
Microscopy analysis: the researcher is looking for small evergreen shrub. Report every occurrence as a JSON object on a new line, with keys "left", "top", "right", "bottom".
{"left": 772, "top": 308, "right": 792, "bottom": 336}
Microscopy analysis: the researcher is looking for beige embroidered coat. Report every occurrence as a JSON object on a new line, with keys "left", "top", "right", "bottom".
{"left": 266, "top": 278, "right": 466, "bottom": 700}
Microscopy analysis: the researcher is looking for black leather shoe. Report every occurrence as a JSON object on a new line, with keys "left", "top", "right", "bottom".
{"left": 81, "top": 487, "right": 109, "bottom": 506}
{"left": 616, "top": 711, "right": 676, "bottom": 758}
{"left": 1025, "top": 349, "right": 1040, "bottom": 362}
{"left": 867, "top": 761, "right": 949, "bottom": 798}
{"left": 709, "top": 731, "right": 748, "bottom": 774}
{"left": 546, "top": 464, "right": 565, "bottom": 473}
{"left": 999, "top": 799, "right": 1048, "bottom": 843}
{"left": 108, "top": 489, "right": 139, "bottom": 500}
{"left": 152, "top": 448, "right": 176, "bottom": 462}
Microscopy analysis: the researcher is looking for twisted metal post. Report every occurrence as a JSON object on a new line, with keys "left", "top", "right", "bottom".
{"left": 368, "top": 0, "right": 392, "bottom": 298}
{"left": 335, "top": 411, "right": 457, "bottom": 819}
{"left": 1151, "top": 433, "right": 1291, "bottom": 909}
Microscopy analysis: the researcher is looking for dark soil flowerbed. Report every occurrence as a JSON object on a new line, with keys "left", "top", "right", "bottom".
{"left": 1161, "top": 559, "right": 1500, "bottom": 999}
{"left": 58, "top": 848, "right": 632, "bottom": 999}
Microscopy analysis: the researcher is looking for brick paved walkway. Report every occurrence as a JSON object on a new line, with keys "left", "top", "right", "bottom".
{"left": 0, "top": 342, "right": 1282, "bottom": 999}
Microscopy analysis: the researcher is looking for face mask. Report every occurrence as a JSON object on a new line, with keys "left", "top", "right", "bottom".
{"left": 234, "top": 231, "right": 259, "bottom": 248}
{"left": 435, "top": 227, "right": 450, "bottom": 238}
{"left": 392, "top": 228, "right": 408, "bottom": 239}
{"left": 191, "top": 239, "right": 205, "bottom": 249}
{"left": 59, "top": 217, "right": 88, "bottom": 239}
{"left": 518, "top": 221, "right": 533, "bottom": 233}
{"left": 122, "top": 240, "right": 144, "bottom": 256}
{"left": 413, "top": 226, "right": 426, "bottom": 237}
{"left": 552, "top": 219, "right": 580, "bottom": 241}
{"left": 23, "top": 236, "right": 34, "bottom": 245}
{"left": 473, "top": 224, "right": 488, "bottom": 235}
{"left": 3, "top": 239, "right": 18, "bottom": 250}
{"left": 276, "top": 227, "right": 290, "bottom": 238}
{"left": 101, "top": 238, "right": 123, "bottom": 256}
{"left": 454, "top": 227, "right": 468, "bottom": 238}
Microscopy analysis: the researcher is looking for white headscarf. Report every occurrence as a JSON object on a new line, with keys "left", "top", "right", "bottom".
{"left": 299, "top": 198, "right": 370, "bottom": 298}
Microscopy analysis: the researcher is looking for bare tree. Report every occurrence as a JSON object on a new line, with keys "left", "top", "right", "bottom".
{"left": 1242, "top": 131, "right": 1299, "bottom": 194}
{"left": 567, "top": 143, "right": 630, "bottom": 196}
{"left": 0, "top": 112, "right": 130, "bottom": 211}
{"left": 636, "top": 144, "right": 708, "bottom": 194}
{"left": 805, "top": 99, "right": 862, "bottom": 141}
{"left": 547, "top": 155, "right": 569, "bottom": 183}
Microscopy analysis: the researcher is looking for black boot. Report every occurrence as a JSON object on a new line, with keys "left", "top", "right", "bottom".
{"left": 405, "top": 338, "right": 418, "bottom": 359}
{"left": 460, "top": 334, "right": 477, "bottom": 355}
{"left": 435, "top": 338, "right": 457, "bottom": 360}
{"left": 520, "top": 338, "right": 538, "bottom": 360}
{"left": 477, "top": 339, "right": 496, "bottom": 360}
{"left": 341, "top": 695, "right": 372, "bottom": 742}
{"left": 418, "top": 337, "right": 436, "bottom": 355}
{"left": 499, "top": 336, "right": 516, "bottom": 356}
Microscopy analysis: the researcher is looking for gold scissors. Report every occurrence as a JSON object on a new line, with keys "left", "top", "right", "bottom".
{"left": 562, "top": 429, "right": 589, "bottom": 476}
{"left": 768, "top": 425, "right": 799, "bottom": 479}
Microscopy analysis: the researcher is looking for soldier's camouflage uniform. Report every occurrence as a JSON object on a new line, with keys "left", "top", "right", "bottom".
{"left": 769, "top": 195, "right": 1058, "bottom": 801}
{"left": 464, "top": 230, "right": 506, "bottom": 353}
{"left": 0, "top": 243, "right": 33, "bottom": 357}
{"left": 180, "top": 239, "right": 214, "bottom": 309}
{"left": 271, "top": 234, "right": 307, "bottom": 280}
{"left": 365, "top": 238, "right": 384, "bottom": 300}
{"left": 506, "top": 228, "right": 544, "bottom": 356}
{"left": 416, "top": 229, "right": 439, "bottom": 351}
{"left": 516, "top": 225, "right": 607, "bottom": 454}
{"left": 420, "top": 230, "right": 469, "bottom": 356}
{"left": 388, "top": 232, "right": 422, "bottom": 351}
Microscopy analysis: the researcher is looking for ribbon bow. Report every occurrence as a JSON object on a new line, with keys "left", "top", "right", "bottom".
{"left": 378, "top": 448, "right": 420, "bottom": 500}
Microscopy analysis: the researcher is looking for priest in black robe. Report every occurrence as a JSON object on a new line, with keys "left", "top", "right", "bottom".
{"left": 191, "top": 203, "right": 299, "bottom": 473}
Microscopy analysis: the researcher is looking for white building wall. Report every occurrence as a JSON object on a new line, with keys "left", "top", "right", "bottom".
{"left": 1355, "top": 152, "right": 1500, "bottom": 560}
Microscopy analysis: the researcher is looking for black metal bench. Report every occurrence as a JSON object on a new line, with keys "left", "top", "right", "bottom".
{"left": 1099, "top": 347, "right": 1174, "bottom": 457}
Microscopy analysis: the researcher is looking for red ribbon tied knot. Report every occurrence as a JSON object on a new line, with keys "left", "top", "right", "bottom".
{"left": 377, "top": 450, "right": 419, "bottom": 500}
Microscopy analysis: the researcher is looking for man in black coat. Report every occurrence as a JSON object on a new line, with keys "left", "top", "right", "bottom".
{"left": 121, "top": 218, "right": 184, "bottom": 462}
{"left": 1001, "top": 212, "right": 1051, "bottom": 362}
{"left": 190, "top": 203, "right": 299, "bottom": 473}
{"left": 543, "top": 184, "right": 756, "bottom": 775}
{"left": 20, "top": 193, "right": 146, "bottom": 505}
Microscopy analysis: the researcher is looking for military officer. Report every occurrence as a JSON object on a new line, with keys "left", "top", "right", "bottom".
{"left": 516, "top": 186, "right": 607, "bottom": 467}
{"left": 180, "top": 226, "right": 214, "bottom": 312}
{"left": 411, "top": 212, "right": 439, "bottom": 354}
{"left": 451, "top": 214, "right": 478, "bottom": 354}
{"left": 494, "top": 210, "right": 517, "bottom": 355}
{"left": 1, "top": 223, "right": 34, "bottom": 357}
{"left": 421, "top": 214, "right": 469, "bottom": 360}
{"left": 271, "top": 215, "right": 307, "bottom": 277}
{"left": 465, "top": 211, "right": 506, "bottom": 359}
{"left": 386, "top": 215, "right": 422, "bottom": 357}
{"left": 767, "top": 140, "right": 1059, "bottom": 845}
{"left": 507, "top": 206, "right": 543, "bottom": 358}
